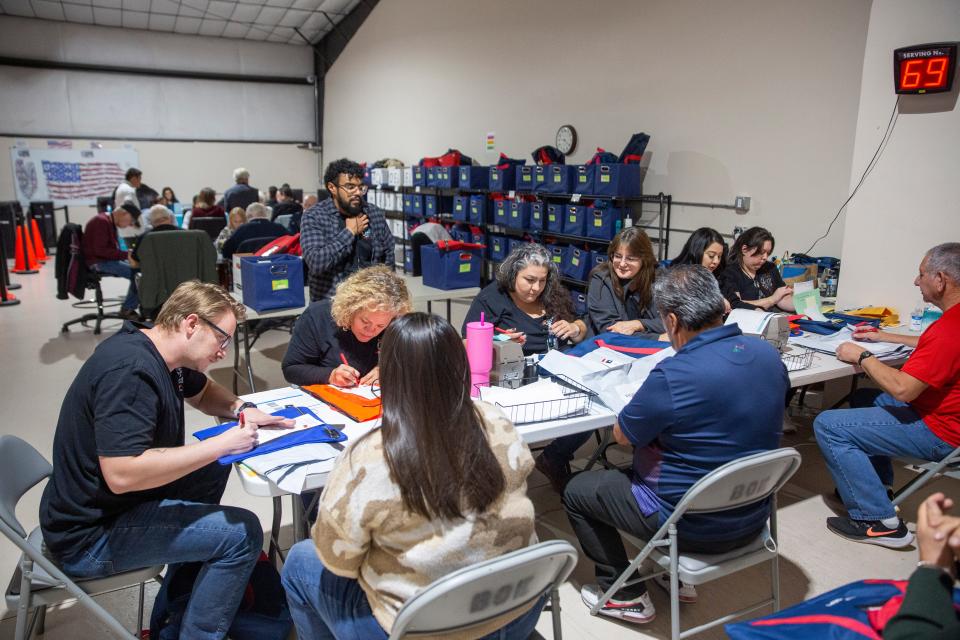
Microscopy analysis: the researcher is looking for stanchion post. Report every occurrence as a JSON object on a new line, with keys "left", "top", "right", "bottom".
{"left": 0, "top": 229, "right": 20, "bottom": 306}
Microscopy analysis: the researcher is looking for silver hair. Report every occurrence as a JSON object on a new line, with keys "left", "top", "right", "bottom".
{"left": 233, "top": 167, "right": 250, "bottom": 183}
{"left": 147, "top": 204, "right": 173, "bottom": 226}
{"left": 245, "top": 202, "right": 268, "bottom": 219}
{"left": 496, "top": 242, "right": 559, "bottom": 293}
{"left": 926, "top": 243, "right": 960, "bottom": 283}
{"left": 654, "top": 264, "right": 726, "bottom": 330}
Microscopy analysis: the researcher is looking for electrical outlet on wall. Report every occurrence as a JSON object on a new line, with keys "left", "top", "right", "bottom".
{"left": 734, "top": 195, "right": 751, "bottom": 213}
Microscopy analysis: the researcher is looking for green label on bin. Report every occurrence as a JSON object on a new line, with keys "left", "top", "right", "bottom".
{"left": 272, "top": 279, "right": 289, "bottom": 291}
{"left": 459, "top": 263, "right": 471, "bottom": 273}
{"left": 569, "top": 215, "right": 576, "bottom": 223}
{"left": 554, "top": 175, "right": 561, "bottom": 183}
{"left": 601, "top": 175, "right": 610, "bottom": 183}
{"left": 594, "top": 219, "right": 603, "bottom": 227}
{"left": 522, "top": 175, "right": 531, "bottom": 182}
{"left": 572, "top": 257, "right": 579, "bottom": 266}
{"left": 579, "top": 175, "right": 587, "bottom": 182}
{"left": 549, "top": 214, "right": 556, "bottom": 222}
{"left": 455, "top": 204, "right": 462, "bottom": 211}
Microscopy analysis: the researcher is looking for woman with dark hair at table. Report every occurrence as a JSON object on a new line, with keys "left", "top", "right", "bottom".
{"left": 672, "top": 227, "right": 731, "bottom": 313}
{"left": 586, "top": 226, "right": 663, "bottom": 338}
{"left": 718, "top": 226, "right": 795, "bottom": 312}
{"left": 282, "top": 266, "right": 410, "bottom": 388}
{"left": 280, "top": 312, "right": 544, "bottom": 639}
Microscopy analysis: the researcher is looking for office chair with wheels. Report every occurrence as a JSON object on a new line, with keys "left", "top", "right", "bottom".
{"left": 590, "top": 447, "right": 802, "bottom": 640}
{"left": 55, "top": 224, "right": 128, "bottom": 335}
{"left": 0, "top": 435, "right": 163, "bottom": 640}
{"left": 388, "top": 539, "right": 578, "bottom": 640}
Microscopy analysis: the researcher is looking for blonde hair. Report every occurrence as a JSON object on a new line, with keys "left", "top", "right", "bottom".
{"left": 331, "top": 266, "right": 411, "bottom": 328}
{"left": 229, "top": 207, "right": 247, "bottom": 229}
{"left": 155, "top": 280, "right": 246, "bottom": 331}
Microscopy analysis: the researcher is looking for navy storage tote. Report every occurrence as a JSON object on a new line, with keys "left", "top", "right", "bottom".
{"left": 533, "top": 165, "right": 548, "bottom": 193}
{"left": 545, "top": 203, "right": 565, "bottom": 233}
{"left": 469, "top": 194, "right": 487, "bottom": 224}
{"left": 508, "top": 201, "right": 531, "bottom": 229}
{"left": 425, "top": 166, "right": 439, "bottom": 188}
{"left": 571, "top": 290, "right": 588, "bottom": 317}
{"left": 410, "top": 194, "right": 424, "bottom": 216}
{"left": 458, "top": 166, "right": 489, "bottom": 190}
{"left": 493, "top": 199, "right": 510, "bottom": 226}
{"left": 412, "top": 166, "right": 426, "bottom": 187}
{"left": 529, "top": 202, "right": 545, "bottom": 231}
{"left": 401, "top": 193, "right": 414, "bottom": 214}
{"left": 590, "top": 250, "right": 609, "bottom": 273}
{"left": 586, "top": 201, "right": 623, "bottom": 240}
{"left": 488, "top": 234, "right": 509, "bottom": 261}
{"left": 489, "top": 165, "right": 516, "bottom": 191}
{"left": 573, "top": 165, "right": 596, "bottom": 194}
{"left": 507, "top": 237, "right": 529, "bottom": 256}
{"left": 240, "top": 255, "right": 305, "bottom": 312}
{"left": 420, "top": 244, "right": 482, "bottom": 290}
{"left": 516, "top": 165, "right": 535, "bottom": 191}
{"left": 450, "top": 225, "right": 472, "bottom": 243}
{"left": 545, "top": 242, "right": 565, "bottom": 269}
{"left": 435, "top": 166, "right": 458, "bottom": 189}
{"left": 452, "top": 195, "right": 470, "bottom": 222}
{"left": 542, "top": 165, "right": 574, "bottom": 194}
{"left": 470, "top": 226, "right": 485, "bottom": 246}
{"left": 404, "top": 246, "right": 414, "bottom": 273}
{"left": 424, "top": 195, "right": 453, "bottom": 217}
{"left": 563, "top": 204, "right": 588, "bottom": 236}
{"left": 562, "top": 245, "right": 591, "bottom": 281}
{"left": 595, "top": 163, "right": 641, "bottom": 197}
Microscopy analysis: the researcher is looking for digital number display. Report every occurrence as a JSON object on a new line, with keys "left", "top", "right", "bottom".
{"left": 893, "top": 43, "right": 956, "bottom": 94}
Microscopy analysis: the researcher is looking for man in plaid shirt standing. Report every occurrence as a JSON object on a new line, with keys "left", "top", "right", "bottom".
{"left": 301, "top": 158, "right": 395, "bottom": 301}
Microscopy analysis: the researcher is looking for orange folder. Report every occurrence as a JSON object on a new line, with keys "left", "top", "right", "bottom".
{"left": 302, "top": 384, "right": 382, "bottom": 422}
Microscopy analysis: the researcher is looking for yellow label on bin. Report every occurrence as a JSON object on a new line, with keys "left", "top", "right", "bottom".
{"left": 594, "top": 219, "right": 603, "bottom": 227}
{"left": 272, "top": 279, "right": 289, "bottom": 291}
{"left": 572, "top": 257, "right": 579, "bottom": 266}
{"left": 455, "top": 204, "right": 462, "bottom": 210}
{"left": 522, "top": 175, "right": 531, "bottom": 182}
{"left": 549, "top": 214, "right": 556, "bottom": 222}
{"left": 459, "top": 263, "right": 471, "bottom": 273}
{"left": 512, "top": 210, "right": 518, "bottom": 217}
{"left": 579, "top": 175, "right": 587, "bottom": 182}
{"left": 601, "top": 175, "right": 611, "bottom": 183}
{"left": 554, "top": 175, "right": 561, "bottom": 182}
{"left": 569, "top": 215, "right": 577, "bottom": 222}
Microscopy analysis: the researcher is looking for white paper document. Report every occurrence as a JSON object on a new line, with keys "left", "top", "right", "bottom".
{"left": 255, "top": 413, "right": 323, "bottom": 446}
{"left": 725, "top": 309, "right": 775, "bottom": 334}
{"left": 479, "top": 378, "right": 589, "bottom": 422}
{"left": 242, "top": 443, "right": 342, "bottom": 494}
{"left": 790, "top": 327, "right": 911, "bottom": 359}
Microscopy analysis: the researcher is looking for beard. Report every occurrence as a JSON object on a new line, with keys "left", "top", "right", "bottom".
{"left": 337, "top": 191, "right": 364, "bottom": 216}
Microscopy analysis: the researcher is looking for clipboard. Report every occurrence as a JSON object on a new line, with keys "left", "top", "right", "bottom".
{"left": 193, "top": 406, "right": 347, "bottom": 465}
{"left": 301, "top": 384, "right": 382, "bottom": 422}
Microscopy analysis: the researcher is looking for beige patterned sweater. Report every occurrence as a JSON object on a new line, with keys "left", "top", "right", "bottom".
{"left": 311, "top": 401, "right": 538, "bottom": 637}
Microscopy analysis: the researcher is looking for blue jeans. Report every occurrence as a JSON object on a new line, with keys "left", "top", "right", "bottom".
{"left": 814, "top": 390, "right": 955, "bottom": 521}
{"left": 57, "top": 464, "right": 263, "bottom": 640}
{"left": 92, "top": 260, "right": 139, "bottom": 311}
{"left": 281, "top": 540, "right": 547, "bottom": 640}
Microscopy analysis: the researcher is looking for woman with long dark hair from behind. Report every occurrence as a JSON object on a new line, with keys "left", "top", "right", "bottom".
{"left": 281, "top": 313, "right": 544, "bottom": 639}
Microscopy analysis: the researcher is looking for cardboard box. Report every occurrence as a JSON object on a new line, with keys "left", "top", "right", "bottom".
{"left": 231, "top": 252, "right": 256, "bottom": 292}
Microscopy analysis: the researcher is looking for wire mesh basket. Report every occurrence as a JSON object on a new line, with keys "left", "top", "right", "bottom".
{"left": 476, "top": 374, "right": 597, "bottom": 425}
{"left": 781, "top": 345, "right": 814, "bottom": 372}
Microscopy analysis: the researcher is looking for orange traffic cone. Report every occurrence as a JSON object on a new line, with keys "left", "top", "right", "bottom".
{"left": 12, "top": 221, "right": 40, "bottom": 274}
{"left": 29, "top": 218, "right": 48, "bottom": 263}
{"left": 0, "top": 290, "right": 18, "bottom": 306}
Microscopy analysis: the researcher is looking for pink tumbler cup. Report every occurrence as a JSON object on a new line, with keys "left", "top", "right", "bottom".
{"left": 465, "top": 320, "right": 494, "bottom": 397}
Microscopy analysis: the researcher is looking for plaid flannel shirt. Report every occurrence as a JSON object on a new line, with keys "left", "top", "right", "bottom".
{"left": 300, "top": 198, "right": 395, "bottom": 301}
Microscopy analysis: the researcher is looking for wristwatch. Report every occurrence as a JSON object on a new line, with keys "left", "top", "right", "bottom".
{"left": 857, "top": 351, "right": 874, "bottom": 366}
{"left": 235, "top": 401, "right": 257, "bottom": 418}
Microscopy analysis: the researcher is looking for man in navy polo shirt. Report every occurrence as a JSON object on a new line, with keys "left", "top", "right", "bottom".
{"left": 563, "top": 264, "right": 788, "bottom": 625}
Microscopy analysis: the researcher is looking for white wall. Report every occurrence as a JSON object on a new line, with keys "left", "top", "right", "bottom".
{"left": 0, "top": 16, "right": 316, "bottom": 142}
{"left": 836, "top": 0, "right": 960, "bottom": 316}
{"left": 0, "top": 136, "right": 322, "bottom": 227}
{"left": 323, "top": 0, "right": 872, "bottom": 257}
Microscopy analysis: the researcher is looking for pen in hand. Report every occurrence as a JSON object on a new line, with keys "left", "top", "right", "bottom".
{"left": 339, "top": 353, "right": 360, "bottom": 386}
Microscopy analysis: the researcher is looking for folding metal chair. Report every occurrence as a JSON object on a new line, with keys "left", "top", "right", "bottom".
{"left": 388, "top": 539, "right": 578, "bottom": 640}
{"left": 892, "top": 444, "right": 960, "bottom": 506}
{"left": 0, "top": 435, "right": 162, "bottom": 639}
{"left": 590, "top": 447, "right": 802, "bottom": 639}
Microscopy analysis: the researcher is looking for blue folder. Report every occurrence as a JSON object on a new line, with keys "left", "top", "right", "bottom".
{"left": 193, "top": 406, "right": 347, "bottom": 465}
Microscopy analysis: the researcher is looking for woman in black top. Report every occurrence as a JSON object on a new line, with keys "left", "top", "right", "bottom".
{"left": 462, "top": 243, "right": 587, "bottom": 356}
{"left": 718, "top": 226, "right": 795, "bottom": 311}
{"left": 672, "top": 227, "right": 732, "bottom": 313}
{"left": 586, "top": 227, "right": 663, "bottom": 338}
{"left": 282, "top": 266, "right": 411, "bottom": 387}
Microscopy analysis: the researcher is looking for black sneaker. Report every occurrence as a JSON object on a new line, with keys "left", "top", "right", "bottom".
{"left": 826, "top": 516, "right": 914, "bottom": 548}
{"left": 534, "top": 452, "right": 572, "bottom": 493}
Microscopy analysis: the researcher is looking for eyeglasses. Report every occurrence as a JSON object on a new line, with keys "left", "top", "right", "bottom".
{"left": 611, "top": 253, "right": 641, "bottom": 264}
{"left": 200, "top": 316, "right": 232, "bottom": 350}
{"left": 335, "top": 182, "right": 369, "bottom": 195}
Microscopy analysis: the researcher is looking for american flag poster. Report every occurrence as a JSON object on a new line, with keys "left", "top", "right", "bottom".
{"left": 9, "top": 147, "right": 139, "bottom": 205}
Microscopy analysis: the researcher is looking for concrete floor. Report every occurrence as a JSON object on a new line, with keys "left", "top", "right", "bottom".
{"left": 0, "top": 264, "right": 954, "bottom": 639}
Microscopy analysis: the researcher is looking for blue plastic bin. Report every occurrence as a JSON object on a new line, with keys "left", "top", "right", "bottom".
{"left": 412, "top": 166, "right": 426, "bottom": 187}
{"left": 542, "top": 165, "right": 574, "bottom": 194}
{"left": 529, "top": 202, "right": 545, "bottom": 231}
{"left": 452, "top": 195, "right": 470, "bottom": 222}
{"left": 545, "top": 242, "right": 565, "bottom": 270}
{"left": 469, "top": 194, "right": 487, "bottom": 224}
{"left": 470, "top": 227, "right": 485, "bottom": 246}
{"left": 450, "top": 225, "right": 472, "bottom": 243}
{"left": 572, "top": 165, "right": 596, "bottom": 194}
{"left": 562, "top": 245, "right": 592, "bottom": 281}
{"left": 545, "top": 203, "right": 564, "bottom": 233}
{"left": 489, "top": 165, "right": 516, "bottom": 191}
{"left": 459, "top": 166, "right": 489, "bottom": 190}
{"left": 533, "top": 165, "right": 548, "bottom": 193}
{"left": 410, "top": 194, "right": 424, "bottom": 216}
{"left": 571, "top": 290, "right": 588, "bottom": 317}
{"left": 488, "top": 234, "right": 509, "bottom": 262}
{"left": 516, "top": 165, "right": 536, "bottom": 192}
{"left": 434, "top": 166, "right": 458, "bottom": 189}
{"left": 420, "top": 244, "right": 482, "bottom": 290}
{"left": 508, "top": 201, "right": 531, "bottom": 229}
{"left": 595, "top": 163, "right": 641, "bottom": 198}
{"left": 586, "top": 201, "right": 623, "bottom": 240}
{"left": 563, "top": 204, "right": 588, "bottom": 237}
{"left": 493, "top": 200, "right": 510, "bottom": 226}
{"left": 240, "top": 255, "right": 305, "bottom": 312}
{"left": 402, "top": 193, "right": 414, "bottom": 214}
{"left": 404, "top": 246, "right": 414, "bottom": 272}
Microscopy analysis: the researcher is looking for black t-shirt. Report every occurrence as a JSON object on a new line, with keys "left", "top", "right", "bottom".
{"left": 462, "top": 282, "right": 574, "bottom": 356}
{"left": 40, "top": 321, "right": 208, "bottom": 559}
{"left": 336, "top": 214, "right": 373, "bottom": 277}
{"left": 719, "top": 262, "right": 786, "bottom": 310}
{"left": 281, "top": 299, "right": 380, "bottom": 386}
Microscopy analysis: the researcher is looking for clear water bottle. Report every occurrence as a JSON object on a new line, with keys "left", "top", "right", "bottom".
{"left": 910, "top": 302, "right": 924, "bottom": 332}
{"left": 545, "top": 317, "right": 558, "bottom": 351}
{"left": 921, "top": 305, "right": 943, "bottom": 332}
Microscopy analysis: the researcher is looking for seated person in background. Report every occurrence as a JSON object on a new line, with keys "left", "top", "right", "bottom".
{"left": 216, "top": 207, "right": 247, "bottom": 254}
{"left": 672, "top": 226, "right": 731, "bottom": 312}
{"left": 222, "top": 167, "right": 259, "bottom": 212}
{"left": 266, "top": 185, "right": 278, "bottom": 208}
{"left": 82, "top": 202, "right": 141, "bottom": 320}
{"left": 718, "top": 226, "right": 794, "bottom": 311}
{"left": 271, "top": 185, "right": 303, "bottom": 222}
{"left": 586, "top": 227, "right": 664, "bottom": 338}
{"left": 129, "top": 204, "right": 182, "bottom": 267}
{"left": 282, "top": 266, "right": 411, "bottom": 387}
{"left": 40, "top": 281, "right": 293, "bottom": 639}
{"left": 303, "top": 193, "right": 319, "bottom": 209}
{"left": 221, "top": 202, "right": 288, "bottom": 260}
{"left": 462, "top": 242, "right": 586, "bottom": 355}
{"left": 563, "top": 264, "right": 787, "bottom": 624}
{"left": 814, "top": 243, "right": 960, "bottom": 548}
{"left": 885, "top": 491, "right": 960, "bottom": 639}
{"left": 161, "top": 186, "right": 178, "bottom": 206}
{"left": 280, "top": 312, "right": 543, "bottom": 639}
{"left": 184, "top": 187, "right": 225, "bottom": 228}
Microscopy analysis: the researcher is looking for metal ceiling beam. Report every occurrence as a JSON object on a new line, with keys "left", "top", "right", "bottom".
{"left": 312, "top": 0, "right": 380, "bottom": 150}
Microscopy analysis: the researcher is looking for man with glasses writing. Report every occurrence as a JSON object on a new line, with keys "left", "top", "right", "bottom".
{"left": 40, "top": 281, "right": 293, "bottom": 638}
{"left": 301, "top": 158, "right": 395, "bottom": 301}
